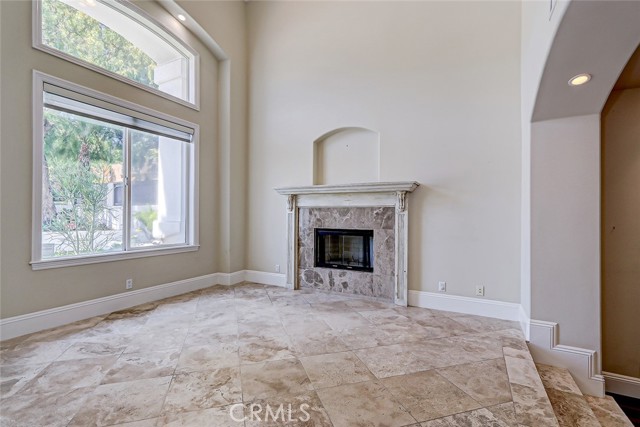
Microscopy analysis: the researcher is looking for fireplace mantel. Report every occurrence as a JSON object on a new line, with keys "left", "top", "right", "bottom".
{"left": 275, "top": 181, "right": 419, "bottom": 195}
{"left": 275, "top": 181, "right": 419, "bottom": 306}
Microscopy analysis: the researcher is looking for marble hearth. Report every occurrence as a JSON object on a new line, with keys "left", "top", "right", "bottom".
{"left": 275, "top": 182, "right": 419, "bottom": 306}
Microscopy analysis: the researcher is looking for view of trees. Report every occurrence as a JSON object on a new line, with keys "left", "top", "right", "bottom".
{"left": 41, "top": 0, "right": 161, "bottom": 257}
{"left": 41, "top": 0, "right": 158, "bottom": 88}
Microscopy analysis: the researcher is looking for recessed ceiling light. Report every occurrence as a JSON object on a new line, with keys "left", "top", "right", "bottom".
{"left": 568, "top": 73, "right": 591, "bottom": 86}
{"left": 177, "top": 14, "right": 186, "bottom": 22}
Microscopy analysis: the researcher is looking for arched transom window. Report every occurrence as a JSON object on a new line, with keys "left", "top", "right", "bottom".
{"left": 34, "top": 0, "right": 198, "bottom": 108}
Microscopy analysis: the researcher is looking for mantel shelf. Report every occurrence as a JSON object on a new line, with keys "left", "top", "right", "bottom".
{"left": 274, "top": 181, "right": 419, "bottom": 196}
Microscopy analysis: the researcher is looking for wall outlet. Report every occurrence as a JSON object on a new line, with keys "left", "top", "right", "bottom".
{"left": 438, "top": 281, "right": 446, "bottom": 292}
{"left": 126, "top": 279, "right": 133, "bottom": 290}
{"left": 475, "top": 285, "right": 485, "bottom": 296}
{"left": 275, "top": 264, "right": 280, "bottom": 273}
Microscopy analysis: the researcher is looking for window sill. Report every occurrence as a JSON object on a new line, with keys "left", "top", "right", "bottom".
{"left": 30, "top": 245, "right": 200, "bottom": 271}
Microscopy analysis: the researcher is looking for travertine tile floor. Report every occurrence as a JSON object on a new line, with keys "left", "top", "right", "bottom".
{"left": 0, "top": 282, "right": 560, "bottom": 427}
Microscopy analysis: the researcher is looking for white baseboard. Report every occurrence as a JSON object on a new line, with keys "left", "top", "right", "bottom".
{"left": 603, "top": 371, "right": 640, "bottom": 399}
{"left": 0, "top": 273, "right": 224, "bottom": 341}
{"left": 519, "top": 305, "right": 531, "bottom": 341}
{"left": 0, "top": 270, "right": 289, "bottom": 341}
{"left": 407, "top": 290, "right": 522, "bottom": 322}
{"left": 243, "top": 270, "right": 287, "bottom": 287}
{"left": 528, "top": 319, "right": 605, "bottom": 397}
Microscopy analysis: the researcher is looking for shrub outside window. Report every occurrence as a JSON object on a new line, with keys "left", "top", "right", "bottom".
{"left": 32, "top": 71, "right": 199, "bottom": 269}
{"left": 34, "top": 0, "right": 198, "bottom": 108}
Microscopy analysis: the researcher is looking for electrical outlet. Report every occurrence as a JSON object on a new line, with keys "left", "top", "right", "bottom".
{"left": 126, "top": 279, "right": 133, "bottom": 290}
{"left": 475, "top": 285, "right": 484, "bottom": 296}
{"left": 275, "top": 264, "right": 280, "bottom": 273}
{"left": 438, "top": 281, "right": 446, "bottom": 292}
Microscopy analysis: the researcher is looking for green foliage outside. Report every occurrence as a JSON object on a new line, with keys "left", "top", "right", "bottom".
{"left": 46, "top": 157, "right": 120, "bottom": 255}
{"left": 41, "top": 0, "right": 158, "bottom": 88}
{"left": 134, "top": 207, "right": 157, "bottom": 231}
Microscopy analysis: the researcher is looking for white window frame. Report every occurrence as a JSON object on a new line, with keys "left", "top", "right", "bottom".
{"left": 33, "top": 0, "right": 200, "bottom": 110}
{"left": 31, "top": 71, "right": 200, "bottom": 270}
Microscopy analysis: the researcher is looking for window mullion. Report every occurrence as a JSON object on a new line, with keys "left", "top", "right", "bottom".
{"left": 123, "top": 129, "right": 132, "bottom": 251}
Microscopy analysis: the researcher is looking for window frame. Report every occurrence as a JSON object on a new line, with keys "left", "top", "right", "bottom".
{"left": 32, "top": 0, "right": 200, "bottom": 110}
{"left": 32, "top": 70, "right": 200, "bottom": 270}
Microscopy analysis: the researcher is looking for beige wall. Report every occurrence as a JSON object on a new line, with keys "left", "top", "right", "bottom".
{"left": 0, "top": 0, "right": 220, "bottom": 318}
{"left": 602, "top": 88, "right": 640, "bottom": 378}
{"left": 246, "top": 1, "right": 522, "bottom": 302}
{"left": 176, "top": 1, "right": 248, "bottom": 274}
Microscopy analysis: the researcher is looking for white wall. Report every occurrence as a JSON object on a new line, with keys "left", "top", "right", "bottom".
{"left": 520, "top": 0, "right": 570, "bottom": 323}
{"left": 602, "top": 88, "right": 640, "bottom": 378}
{"left": 530, "top": 114, "right": 601, "bottom": 353}
{"left": 246, "top": 1, "right": 522, "bottom": 302}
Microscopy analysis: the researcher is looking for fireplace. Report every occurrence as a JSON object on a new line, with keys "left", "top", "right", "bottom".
{"left": 275, "top": 181, "right": 419, "bottom": 305}
{"left": 315, "top": 228, "right": 374, "bottom": 272}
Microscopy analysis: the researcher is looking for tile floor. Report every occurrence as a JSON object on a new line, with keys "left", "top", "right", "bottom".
{"left": 1, "top": 282, "right": 558, "bottom": 427}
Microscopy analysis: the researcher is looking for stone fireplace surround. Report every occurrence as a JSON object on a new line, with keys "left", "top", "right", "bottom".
{"left": 275, "top": 182, "right": 419, "bottom": 306}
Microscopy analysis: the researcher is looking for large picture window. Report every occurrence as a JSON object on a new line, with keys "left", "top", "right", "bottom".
{"left": 34, "top": 0, "right": 198, "bottom": 108}
{"left": 32, "top": 72, "right": 198, "bottom": 269}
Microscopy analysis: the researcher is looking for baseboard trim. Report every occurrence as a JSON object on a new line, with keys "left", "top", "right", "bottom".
{"left": 0, "top": 270, "right": 290, "bottom": 341}
{"left": 519, "top": 305, "right": 531, "bottom": 341}
{"left": 528, "top": 319, "right": 605, "bottom": 397}
{"left": 407, "top": 290, "right": 522, "bottom": 322}
{"left": 243, "top": 270, "right": 287, "bottom": 287}
{"left": 603, "top": 371, "right": 640, "bottom": 399}
{"left": 0, "top": 273, "right": 226, "bottom": 340}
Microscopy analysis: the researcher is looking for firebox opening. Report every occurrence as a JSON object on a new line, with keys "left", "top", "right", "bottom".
{"left": 314, "top": 228, "right": 374, "bottom": 272}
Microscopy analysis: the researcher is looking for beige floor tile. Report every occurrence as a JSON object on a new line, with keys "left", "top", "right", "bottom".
{"left": 316, "top": 380, "right": 416, "bottom": 427}
{"left": 0, "top": 362, "right": 48, "bottom": 398}
{"left": 183, "top": 323, "right": 238, "bottom": 347}
{"left": 337, "top": 325, "right": 394, "bottom": 350}
{"left": 318, "top": 311, "right": 373, "bottom": 331}
{"left": 102, "top": 349, "right": 180, "bottom": 384}
{"left": 505, "top": 356, "right": 545, "bottom": 390}
{"left": 111, "top": 418, "right": 159, "bottom": 427}
{"left": 68, "top": 376, "right": 172, "bottom": 426}
{"left": 437, "top": 358, "right": 512, "bottom": 406}
{"left": 56, "top": 341, "right": 127, "bottom": 360}
{"left": 355, "top": 344, "right": 432, "bottom": 378}
{"left": 176, "top": 342, "right": 239, "bottom": 373}
{"left": 238, "top": 334, "right": 295, "bottom": 364}
{"left": 382, "top": 370, "right": 482, "bottom": 422}
{"left": 545, "top": 388, "right": 600, "bottom": 427}
{"left": 20, "top": 355, "right": 117, "bottom": 394}
{"left": 0, "top": 386, "right": 93, "bottom": 427}
{"left": 510, "top": 383, "right": 559, "bottom": 427}
{"left": 420, "top": 407, "right": 511, "bottom": 427}
{"left": 585, "top": 395, "right": 634, "bottom": 427}
{"left": 162, "top": 367, "right": 242, "bottom": 414}
{"left": 445, "top": 314, "right": 520, "bottom": 333}
{"left": 536, "top": 364, "right": 583, "bottom": 395}
{"left": 240, "top": 358, "right": 313, "bottom": 400}
{"left": 289, "top": 329, "right": 350, "bottom": 357}
{"left": 300, "top": 350, "right": 375, "bottom": 389}
{"left": 0, "top": 340, "right": 72, "bottom": 366}
{"left": 243, "top": 391, "right": 333, "bottom": 427}
{"left": 158, "top": 405, "right": 244, "bottom": 426}
{"left": 358, "top": 308, "right": 413, "bottom": 325}
{"left": 486, "top": 402, "right": 519, "bottom": 427}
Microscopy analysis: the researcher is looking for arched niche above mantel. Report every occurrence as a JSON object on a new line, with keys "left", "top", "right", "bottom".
{"left": 313, "top": 127, "right": 380, "bottom": 185}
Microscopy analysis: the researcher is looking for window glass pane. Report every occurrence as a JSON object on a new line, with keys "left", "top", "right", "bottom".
{"left": 40, "top": 0, "right": 193, "bottom": 103}
{"left": 130, "top": 130, "right": 188, "bottom": 247}
{"left": 42, "top": 108, "right": 124, "bottom": 258}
